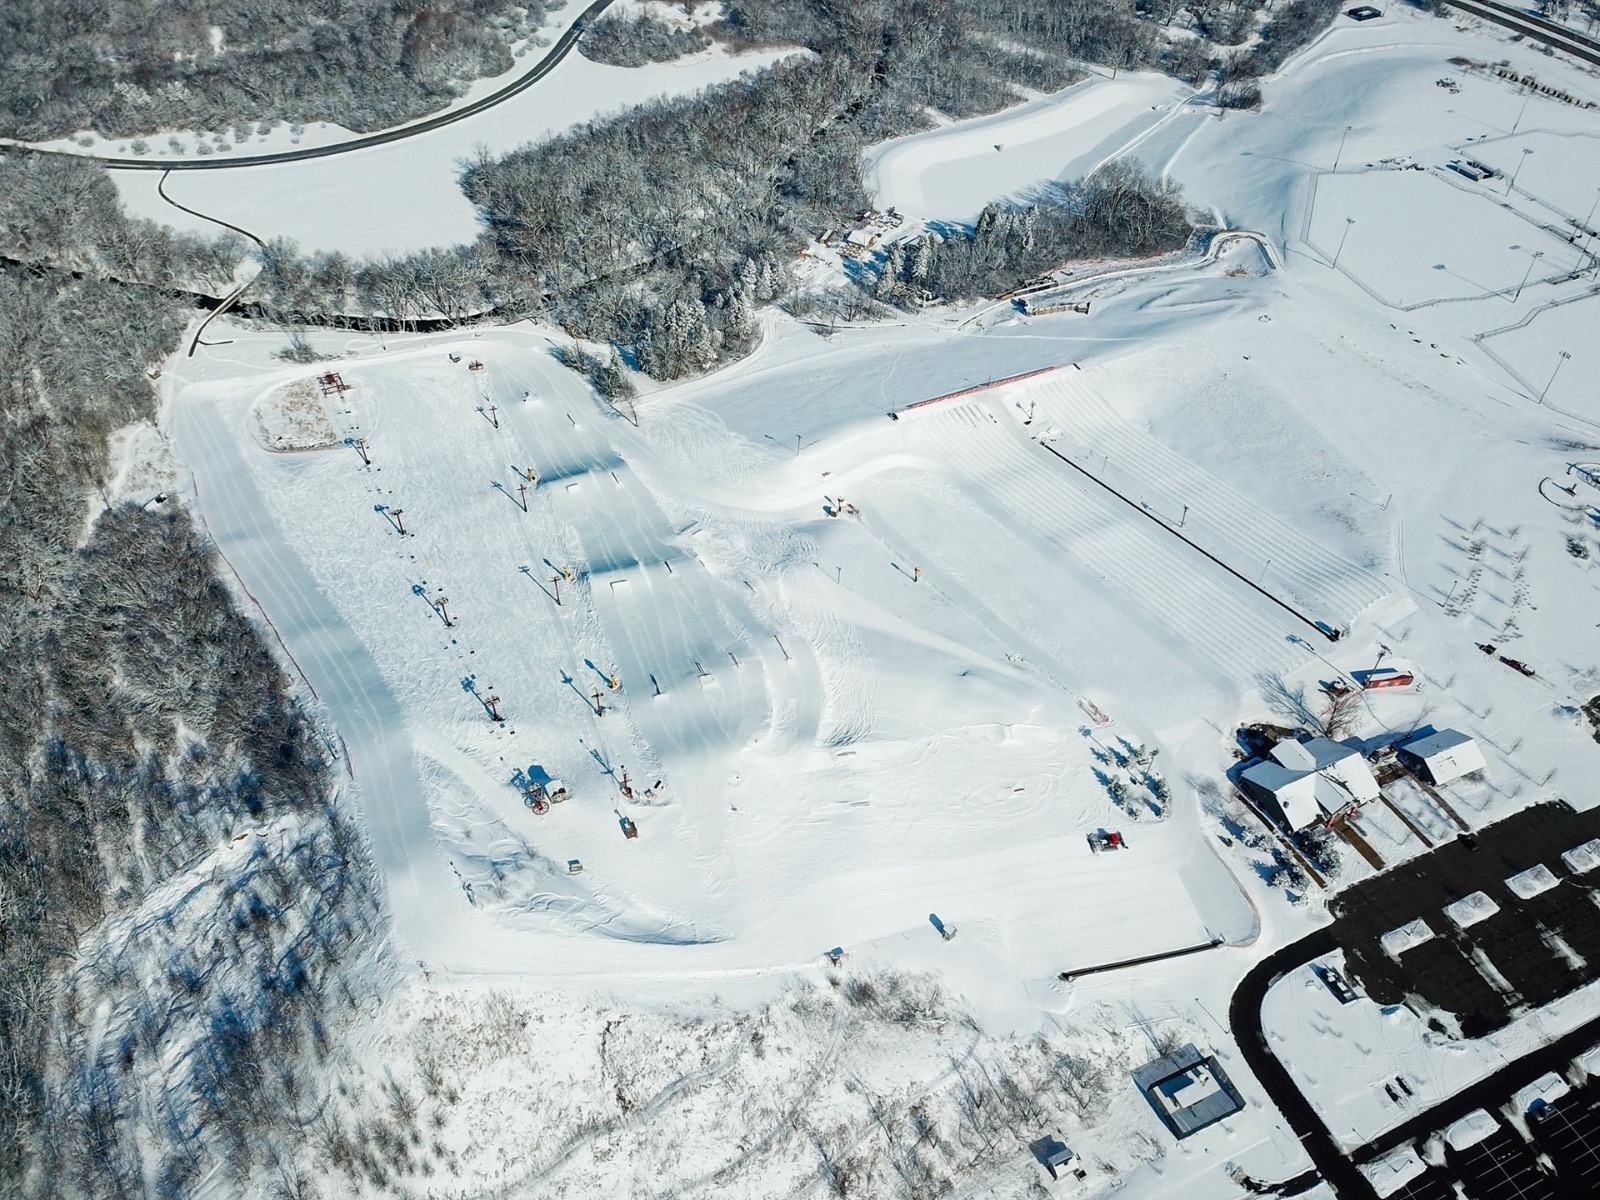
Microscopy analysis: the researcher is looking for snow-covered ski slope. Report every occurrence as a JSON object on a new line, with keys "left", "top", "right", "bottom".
{"left": 163, "top": 0, "right": 1600, "bottom": 1071}
{"left": 173, "top": 335, "right": 1267, "bottom": 988}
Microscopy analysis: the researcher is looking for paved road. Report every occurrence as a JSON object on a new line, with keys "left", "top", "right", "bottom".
{"left": 11, "top": 0, "right": 614, "bottom": 172}
{"left": 1441, "top": 0, "right": 1600, "bottom": 68}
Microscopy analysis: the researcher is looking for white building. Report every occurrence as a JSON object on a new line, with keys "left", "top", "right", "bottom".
{"left": 1398, "top": 729, "right": 1486, "bottom": 786}
{"left": 1240, "top": 736, "right": 1380, "bottom": 830}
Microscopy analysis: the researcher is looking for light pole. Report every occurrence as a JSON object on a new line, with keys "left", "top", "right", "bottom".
{"left": 1513, "top": 250, "right": 1544, "bottom": 303}
{"left": 1332, "top": 218, "right": 1356, "bottom": 269}
{"left": 1332, "top": 125, "right": 1353, "bottom": 172}
{"left": 1584, "top": 187, "right": 1600, "bottom": 275}
{"left": 1506, "top": 147, "right": 1533, "bottom": 196}
{"left": 1542, "top": 350, "right": 1571, "bottom": 403}
{"left": 1511, "top": 95, "right": 1529, "bottom": 135}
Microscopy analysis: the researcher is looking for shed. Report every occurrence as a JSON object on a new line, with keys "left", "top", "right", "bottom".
{"left": 1043, "top": 1144, "right": 1080, "bottom": 1180}
{"left": 1398, "top": 729, "right": 1486, "bottom": 785}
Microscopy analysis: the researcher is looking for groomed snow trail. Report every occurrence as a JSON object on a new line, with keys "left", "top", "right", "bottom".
{"left": 1017, "top": 372, "right": 1388, "bottom": 625}
{"left": 900, "top": 398, "right": 1303, "bottom": 679}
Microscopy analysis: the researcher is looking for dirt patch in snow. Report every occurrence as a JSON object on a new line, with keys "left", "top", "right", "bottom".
{"left": 251, "top": 379, "right": 339, "bottom": 452}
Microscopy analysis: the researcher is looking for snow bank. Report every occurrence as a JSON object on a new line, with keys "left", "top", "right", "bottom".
{"left": 1513, "top": 1071, "right": 1570, "bottom": 1114}
{"left": 1361, "top": 1148, "right": 1426, "bottom": 1198}
{"left": 1578, "top": 1042, "right": 1600, "bottom": 1080}
{"left": 1562, "top": 838, "right": 1600, "bottom": 876}
{"left": 1380, "top": 918, "right": 1434, "bottom": 956}
{"left": 1504, "top": 863, "right": 1559, "bottom": 900}
{"left": 1443, "top": 891, "right": 1499, "bottom": 930}
{"left": 1444, "top": 1109, "right": 1499, "bottom": 1151}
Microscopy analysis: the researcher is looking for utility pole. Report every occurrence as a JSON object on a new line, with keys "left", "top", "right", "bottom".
{"left": 354, "top": 437, "right": 370, "bottom": 465}
{"left": 392, "top": 508, "right": 406, "bottom": 536}
{"left": 591, "top": 689, "right": 604, "bottom": 716}
{"left": 550, "top": 573, "right": 562, "bottom": 605}
{"left": 913, "top": 566, "right": 922, "bottom": 583}
{"left": 517, "top": 482, "right": 528, "bottom": 511}
{"left": 1180, "top": 504, "right": 1188, "bottom": 528}
{"left": 484, "top": 694, "right": 502, "bottom": 721}
{"left": 437, "top": 596, "right": 453, "bottom": 627}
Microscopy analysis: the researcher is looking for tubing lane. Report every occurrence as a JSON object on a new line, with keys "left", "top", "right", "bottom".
{"left": 1034, "top": 437, "right": 1342, "bottom": 643}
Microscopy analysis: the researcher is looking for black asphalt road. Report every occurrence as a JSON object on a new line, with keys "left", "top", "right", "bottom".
{"left": 14, "top": 0, "right": 614, "bottom": 172}
{"left": 1441, "top": 0, "right": 1600, "bottom": 69}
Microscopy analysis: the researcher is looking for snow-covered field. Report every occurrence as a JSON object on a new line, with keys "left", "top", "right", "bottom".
{"left": 106, "top": 34, "right": 798, "bottom": 255}
{"left": 145, "top": 3, "right": 1600, "bottom": 1194}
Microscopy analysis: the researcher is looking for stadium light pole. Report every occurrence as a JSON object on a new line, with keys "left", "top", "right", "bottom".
{"left": 1513, "top": 250, "right": 1544, "bottom": 303}
{"left": 1541, "top": 350, "right": 1571, "bottom": 404}
{"left": 1332, "top": 125, "right": 1353, "bottom": 172}
{"left": 1332, "top": 218, "right": 1355, "bottom": 269}
{"left": 1584, "top": 187, "right": 1600, "bottom": 276}
{"left": 1506, "top": 147, "right": 1533, "bottom": 196}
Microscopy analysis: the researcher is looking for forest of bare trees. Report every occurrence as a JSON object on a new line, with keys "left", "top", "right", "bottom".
{"left": 0, "top": 155, "right": 382, "bottom": 1196}
{"left": 0, "top": 0, "right": 552, "bottom": 140}
{"left": 578, "top": 7, "right": 712, "bottom": 66}
{"left": 878, "top": 163, "right": 1194, "bottom": 305}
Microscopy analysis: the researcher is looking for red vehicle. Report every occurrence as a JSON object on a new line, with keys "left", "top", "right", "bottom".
{"left": 1087, "top": 830, "right": 1127, "bottom": 853}
{"left": 1362, "top": 670, "right": 1414, "bottom": 689}
{"left": 1500, "top": 656, "right": 1536, "bottom": 678}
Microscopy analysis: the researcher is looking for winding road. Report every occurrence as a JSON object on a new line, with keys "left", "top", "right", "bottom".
{"left": 10, "top": 0, "right": 614, "bottom": 172}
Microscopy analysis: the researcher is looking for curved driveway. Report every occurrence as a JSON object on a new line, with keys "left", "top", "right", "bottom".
{"left": 14, "top": 0, "right": 613, "bottom": 172}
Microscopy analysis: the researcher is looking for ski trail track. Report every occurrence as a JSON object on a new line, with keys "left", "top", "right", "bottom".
{"left": 1021, "top": 373, "right": 1388, "bottom": 623}
{"left": 901, "top": 400, "right": 1303, "bottom": 680}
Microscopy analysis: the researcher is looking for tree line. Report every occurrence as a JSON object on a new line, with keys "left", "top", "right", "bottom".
{"left": 0, "top": 158, "right": 381, "bottom": 1197}
{"left": 0, "top": 0, "right": 553, "bottom": 141}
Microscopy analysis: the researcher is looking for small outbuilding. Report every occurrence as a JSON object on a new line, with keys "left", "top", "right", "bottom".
{"left": 1132, "top": 1043, "right": 1245, "bottom": 1139}
{"left": 1398, "top": 729, "right": 1486, "bottom": 786}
